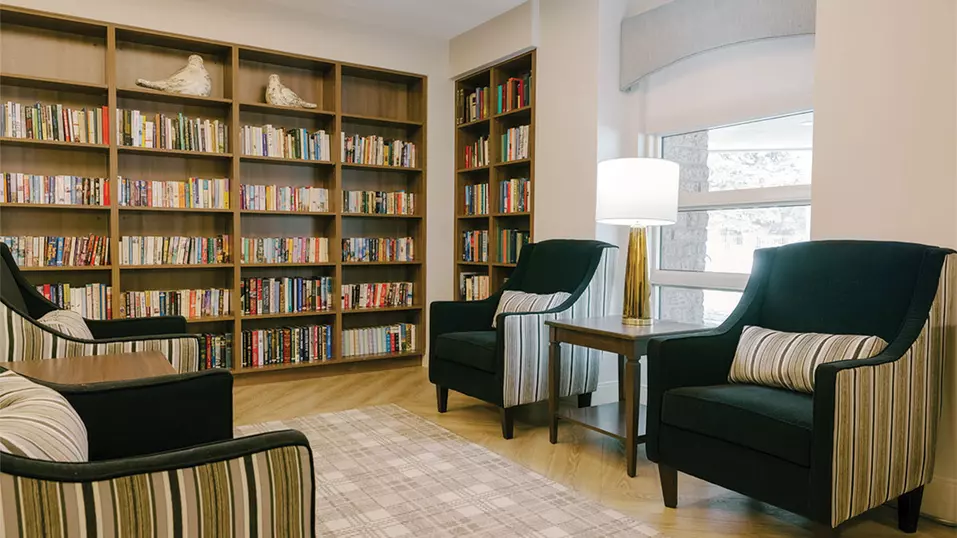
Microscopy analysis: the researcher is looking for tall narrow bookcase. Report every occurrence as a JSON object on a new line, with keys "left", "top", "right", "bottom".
{"left": 453, "top": 51, "right": 535, "bottom": 300}
{"left": 0, "top": 6, "right": 427, "bottom": 378}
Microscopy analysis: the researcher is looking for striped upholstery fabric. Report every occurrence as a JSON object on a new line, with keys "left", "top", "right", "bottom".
{"left": 830, "top": 253, "right": 955, "bottom": 527}
{"left": 0, "top": 371, "right": 88, "bottom": 463}
{"left": 0, "top": 303, "right": 202, "bottom": 373}
{"left": 492, "top": 291, "right": 571, "bottom": 328}
{"left": 502, "top": 246, "right": 616, "bottom": 408}
{"left": 0, "top": 444, "right": 313, "bottom": 537}
{"left": 728, "top": 326, "right": 888, "bottom": 393}
{"left": 37, "top": 310, "right": 94, "bottom": 340}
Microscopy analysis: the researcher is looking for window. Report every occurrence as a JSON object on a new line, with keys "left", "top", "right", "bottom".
{"left": 654, "top": 112, "right": 813, "bottom": 325}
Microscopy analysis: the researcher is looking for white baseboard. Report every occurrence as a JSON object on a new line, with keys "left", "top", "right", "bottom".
{"left": 593, "top": 380, "right": 648, "bottom": 405}
{"left": 923, "top": 475, "right": 957, "bottom": 525}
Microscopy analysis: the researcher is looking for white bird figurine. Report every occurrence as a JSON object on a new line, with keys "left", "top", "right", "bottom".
{"left": 265, "top": 74, "right": 317, "bottom": 108}
{"left": 136, "top": 54, "right": 212, "bottom": 97}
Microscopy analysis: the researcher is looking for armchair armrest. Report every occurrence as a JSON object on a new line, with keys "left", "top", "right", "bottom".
{"left": 44, "top": 369, "right": 233, "bottom": 461}
{"left": 85, "top": 315, "right": 188, "bottom": 339}
{"left": 1, "top": 431, "right": 315, "bottom": 537}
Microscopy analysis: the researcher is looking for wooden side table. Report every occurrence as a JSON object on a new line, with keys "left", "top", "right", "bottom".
{"left": 546, "top": 316, "right": 709, "bottom": 477}
{"left": 0, "top": 351, "right": 175, "bottom": 384}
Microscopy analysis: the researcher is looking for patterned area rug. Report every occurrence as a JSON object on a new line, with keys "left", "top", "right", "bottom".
{"left": 236, "top": 405, "right": 661, "bottom": 537}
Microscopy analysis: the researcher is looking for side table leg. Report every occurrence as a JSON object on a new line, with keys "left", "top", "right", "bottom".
{"left": 624, "top": 354, "right": 640, "bottom": 477}
{"left": 549, "top": 338, "right": 561, "bottom": 444}
{"left": 617, "top": 354, "right": 625, "bottom": 401}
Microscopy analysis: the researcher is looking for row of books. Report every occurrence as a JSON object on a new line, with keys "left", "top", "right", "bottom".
{"left": 500, "top": 178, "right": 531, "bottom": 213}
{"left": 241, "top": 325, "right": 334, "bottom": 368}
{"left": 36, "top": 283, "right": 112, "bottom": 320}
{"left": 464, "top": 183, "right": 489, "bottom": 215}
{"left": 121, "top": 288, "right": 232, "bottom": 320}
{"left": 456, "top": 86, "right": 491, "bottom": 124}
{"left": 240, "top": 237, "right": 329, "bottom": 265}
{"left": 463, "top": 135, "right": 490, "bottom": 169}
{"left": 342, "top": 323, "right": 416, "bottom": 358}
{"left": 341, "top": 237, "right": 414, "bottom": 263}
{"left": 460, "top": 273, "right": 490, "bottom": 301}
{"left": 119, "top": 235, "right": 230, "bottom": 266}
{"left": 1, "top": 235, "right": 109, "bottom": 267}
{"left": 240, "top": 185, "right": 329, "bottom": 213}
{"left": 462, "top": 230, "right": 489, "bottom": 263}
{"left": 203, "top": 334, "right": 233, "bottom": 369}
{"left": 240, "top": 276, "right": 335, "bottom": 316}
{"left": 342, "top": 190, "right": 415, "bottom": 215}
{"left": 118, "top": 177, "right": 229, "bottom": 209}
{"left": 1, "top": 174, "right": 109, "bottom": 206}
{"left": 341, "top": 134, "right": 416, "bottom": 168}
{"left": 117, "top": 110, "right": 228, "bottom": 153}
{"left": 240, "top": 126, "right": 331, "bottom": 161}
{"left": 341, "top": 282, "right": 413, "bottom": 311}
{"left": 502, "top": 125, "right": 530, "bottom": 162}
{"left": 1, "top": 101, "right": 108, "bottom": 144}
{"left": 497, "top": 74, "right": 532, "bottom": 114}
{"left": 499, "top": 229, "right": 530, "bottom": 264}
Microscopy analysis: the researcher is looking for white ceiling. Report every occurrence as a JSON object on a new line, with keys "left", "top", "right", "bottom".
{"left": 247, "top": 0, "right": 528, "bottom": 40}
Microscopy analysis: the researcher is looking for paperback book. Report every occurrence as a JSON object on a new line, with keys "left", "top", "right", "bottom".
{"left": 118, "top": 177, "right": 229, "bottom": 209}
{"left": 240, "top": 125, "right": 330, "bottom": 161}
{"left": 341, "top": 237, "right": 414, "bottom": 262}
{"left": 499, "top": 177, "right": 531, "bottom": 213}
{"left": 341, "top": 282, "right": 413, "bottom": 310}
{"left": 1, "top": 101, "right": 108, "bottom": 144}
{"left": 241, "top": 184, "right": 329, "bottom": 213}
{"left": 459, "top": 273, "right": 490, "bottom": 301}
{"left": 117, "top": 109, "right": 228, "bottom": 153}
{"left": 342, "top": 323, "right": 416, "bottom": 357}
{"left": 36, "top": 282, "right": 112, "bottom": 320}
{"left": 341, "top": 133, "right": 416, "bottom": 168}
{"left": 1, "top": 235, "right": 109, "bottom": 267}
{"left": 240, "top": 237, "right": 329, "bottom": 264}
{"left": 242, "top": 324, "right": 333, "bottom": 367}
{"left": 1, "top": 174, "right": 109, "bottom": 206}
{"left": 122, "top": 288, "right": 232, "bottom": 320}
{"left": 464, "top": 183, "right": 489, "bottom": 215}
{"left": 462, "top": 230, "right": 488, "bottom": 263}
{"left": 120, "top": 235, "right": 230, "bottom": 266}
{"left": 342, "top": 190, "right": 415, "bottom": 215}
{"left": 241, "top": 276, "right": 334, "bottom": 315}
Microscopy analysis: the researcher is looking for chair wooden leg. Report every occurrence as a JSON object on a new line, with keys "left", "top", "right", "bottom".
{"left": 577, "top": 392, "right": 592, "bottom": 408}
{"left": 501, "top": 407, "right": 514, "bottom": 439}
{"left": 898, "top": 486, "right": 924, "bottom": 533}
{"left": 658, "top": 464, "right": 678, "bottom": 508}
{"left": 436, "top": 386, "right": 448, "bottom": 413}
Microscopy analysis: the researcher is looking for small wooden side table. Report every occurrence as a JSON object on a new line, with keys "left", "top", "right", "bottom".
{"left": 0, "top": 351, "right": 174, "bottom": 384}
{"left": 546, "top": 316, "right": 709, "bottom": 477}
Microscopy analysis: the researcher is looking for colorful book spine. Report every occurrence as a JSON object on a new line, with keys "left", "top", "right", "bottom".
{"left": 241, "top": 276, "right": 334, "bottom": 316}
{"left": 341, "top": 190, "right": 414, "bottom": 215}
{"left": 202, "top": 333, "right": 233, "bottom": 369}
{"left": 464, "top": 135, "right": 490, "bottom": 168}
{"left": 121, "top": 288, "right": 231, "bottom": 320}
{"left": 36, "top": 283, "right": 112, "bottom": 320}
{"left": 459, "top": 274, "right": 489, "bottom": 301}
{"left": 241, "top": 185, "right": 328, "bottom": 213}
{"left": 240, "top": 237, "right": 329, "bottom": 264}
{"left": 117, "top": 109, "right": 228, "bottom": 153}
{"left": 499, "top": 178, "right": 531, "bottom": 213}
{"left": 1, "top": 174, "right": 109, "bottom": 206}
{"left": 341, "top": 282, "right": 413, "bottom": 310}
{"left": 462, "top": 230, "right": 488, "bottom": 263}
{"left": 342, "top": 323, "right": 416, "bottom": 357}
{"left": 119, "top": 235, "right": 230, "bottom": 266}
{"left": 457, "top": 85, "right": 490, "bottom": 123}
{"left": 1, "top": 101, "right": 108, "bottom": 144}
{"left": 464, "top": 183, "right": 489, "bottom": 215}
{"left": 501, "top": 125, "right": 530, "bottom": 162}
{"left": 1, "top": 235, "right": 109, "bottom": 267}
{"left": 496, "top": 73, "right": 532, "bottom": 114}
{"left": 498, "top": 229, "right": 530, "bottom": 264}
{"left": 340, "top": 133, "right": 416, "bottom": 168}
{"left": 241, "top": 324, "right": 333, "bottom": 367}
{"left": 118, "top": 177, "right": 229, "bottom": 209}
{"left": 341, "top": 237, "right": 414, "bottom": 262}
{"left": 240, "top": 125, "right": 330, "bottom": 161}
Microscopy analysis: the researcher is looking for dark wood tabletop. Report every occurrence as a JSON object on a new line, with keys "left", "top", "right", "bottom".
{"left": 546, "top": 316, "right": 713, "bottom": 341}
{"left": 0, "top": 351, "right": 175, "bottom": 384}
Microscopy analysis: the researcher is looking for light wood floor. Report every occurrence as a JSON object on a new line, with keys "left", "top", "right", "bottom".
{"left": 234, "top": 366, "right": 953, "bottom": 538}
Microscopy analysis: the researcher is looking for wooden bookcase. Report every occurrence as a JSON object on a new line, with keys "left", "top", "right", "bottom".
{"left": 453, "top": 51, "right": 535, "bottom": 300}
{"left": 0, "top": 6, "right": 427, "bottom": 377}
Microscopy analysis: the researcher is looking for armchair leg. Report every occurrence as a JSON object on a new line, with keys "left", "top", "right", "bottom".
{"left": 658, "top": 464, "right": 678, "bottom": 508}
{"left": 436, "top": 386, "right": 449, "bottom": 413}
{"left": 898, "top": 486, "right": 924, "bottom": 533}
{"left": 577, "top": 392, "right": 592, "bottom": 408}
{"left": 501, "top": 407, "right": 514, "bottom": 439}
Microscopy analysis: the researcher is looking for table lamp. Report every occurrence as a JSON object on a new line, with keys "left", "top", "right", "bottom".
{"left": 596, "top": 158, "right": 679, "bottom": 325}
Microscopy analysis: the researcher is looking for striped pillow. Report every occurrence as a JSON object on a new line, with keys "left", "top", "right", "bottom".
{"left": 0, "top": 370, "right": 88, "bottom": 462}
{"left": 493, "top": 290, "right": 571, "bottom": 328}
{"left": 728, "top": 326, "right": 888, "bottom": 393}
{"left": 38, "top": 309, "right": 94, "bottom": 340}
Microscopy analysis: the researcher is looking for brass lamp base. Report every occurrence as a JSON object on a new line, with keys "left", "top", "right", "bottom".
{"left": 622, "top": 225, "right": 653, "bottom": 326}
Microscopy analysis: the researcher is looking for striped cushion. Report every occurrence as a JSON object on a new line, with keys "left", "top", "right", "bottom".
{"left": 728, "top": 326, "right": 888, "bottom": 393}
{"left": 493, "top": 290, "right": 571, "bottom": 328}
{"left": 0, "top": 370, "right": 88, "bottom": 462}
{"left": 37, "top": 309, "right": 94, "bottom": 340}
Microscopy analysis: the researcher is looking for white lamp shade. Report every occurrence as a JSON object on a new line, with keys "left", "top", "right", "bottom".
{"left": 596, "top": 158, "right": 679, "bottom": 226}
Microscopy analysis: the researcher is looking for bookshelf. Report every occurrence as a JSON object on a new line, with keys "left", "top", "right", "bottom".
{"left": 453, "top": 51, "right": 534, "bottom": 300}
{"left": 0, "top": 6, "right": 427, "bottom": 378}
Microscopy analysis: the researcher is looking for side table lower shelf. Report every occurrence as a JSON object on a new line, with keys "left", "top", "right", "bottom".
{"left": 556, "top": 402, "right": 647, "bottom": 443}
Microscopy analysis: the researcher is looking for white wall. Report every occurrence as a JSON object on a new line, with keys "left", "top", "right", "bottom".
{"left": 6, "top": 0, "right": 456, "bottom": 352}
{"left": 449, "top": 1, "right": 537, "bottom": 78}
{"left": 811, "top": 0, "right": 957, "bottom": 522}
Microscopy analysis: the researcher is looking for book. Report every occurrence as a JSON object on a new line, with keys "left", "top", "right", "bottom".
{"left": 36, "top": 282, "right": 112, "bottom": 319}
{"left": 456, "top": 85, "right": 490, "bottom": 124}
{"left": 1, "top": 235, "right": 109, "bottom": 267}
{"left": 241, "top": 276, "right": 334, "bottom": 315}
{"left": 501, "top": 125, "right": 530, "bottom": 162}
{"left": 463, "top": 135, "right": 490, "bottom": 168}
{"left": 496, "top": 73, "right": 532, "bottom": 114}
{"left": 241, "top": 324, "right": 333, "bottom": 367}
{"left": 117, "top": 109, "right": 228, "bottom": 153}
{"left": 1, "top": 173, "right": 109, "bottom": 206}
{"left": 342, "top": 323, "right": 416, "bottom": 357}
{"left": 340, "top": 133, "right": 416, "bottom": 167}
{"left": 464, "top": 183, "right": 489, "bottom": 215}
{"left": 118, "top": 177, "right": 229, "bottom": 209}
{"left": 459, "top": 273, "right": 489, "bottom": 301}
{"left": 241, "top": 184, "right": 328, "bottom": 212}
{"left": 240, "top": 237, "right": 329, "bottom": 264}
{"left": 202, "top": 333, "right": 233, "bottom": 369}
{"left": 498, "top": 229, "right": 530, "bottom": 264}
{"left": 499, "top": 178, "right": 530, "bottom": 213}
{"left": 122, "top": 288, "right": 231, "bottom": 319}
{"left": 341, "top": 237, "right": 414, "bottom": 262}
{"left": 341, "top": 282, "right": 413, "bottom": 310}
{"left": 1, "top": 101, "right": 107, "bottom": 144}
{"left": 342, "top": 190, "right": 414, "bottom": 215}
{"left": 240, "top": 125, "right": 330, "bottom": 160}
{"left": 462, "top": 230, "right": 488, "bottom": 262}
{"left": 119, "top": 235, "right": 230, "bottom": 265}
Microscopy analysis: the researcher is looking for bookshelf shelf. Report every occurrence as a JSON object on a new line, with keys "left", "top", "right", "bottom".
{"left": 230, "top": 350, "right": 421, "bottom": 376}
{"left": 342, "top": 305, "right": 422, "bottom": 315}
{"left": 493, "top": 212, "right": 531, "bottom": 217}
{"left": 456, "top": 165, "right": 491, "bottom": 174}
{"left": 494, "top": 105, "right": 532, "bottom": 119}
{"left": 2, "top": 5, "right": 427, "bottom": 380}
{"left": 457, "top": 117, "right": 490, "bottom": 130}
{"left": 492, "top": 263, "right": 517, "bottom": 268}
{"left": 495, "top": 158, "right": 532, "bottom": 167}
